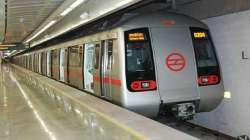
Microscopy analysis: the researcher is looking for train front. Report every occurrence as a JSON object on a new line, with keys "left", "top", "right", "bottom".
{"left": 122, "top": 12, "right": 224, "bottom": 120}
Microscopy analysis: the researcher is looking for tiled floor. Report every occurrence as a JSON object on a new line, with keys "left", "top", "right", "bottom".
{"left": 0, "top": 64, "right": 140, "bottom": 140}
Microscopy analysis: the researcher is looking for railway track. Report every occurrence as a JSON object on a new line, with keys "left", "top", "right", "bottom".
{"left": 156, "top": 117, "right": 236, "bottom": 140}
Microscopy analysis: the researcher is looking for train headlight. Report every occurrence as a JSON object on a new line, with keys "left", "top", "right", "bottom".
{"left": 198, "top": 75, "right": 219, "bottom": 86}
{"left": 130, "top": 80, "right": 157, "bottom": 91}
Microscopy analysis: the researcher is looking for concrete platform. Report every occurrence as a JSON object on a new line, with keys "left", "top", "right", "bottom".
{"left": 0, "top": 63, "right": 198, "bottom": 140}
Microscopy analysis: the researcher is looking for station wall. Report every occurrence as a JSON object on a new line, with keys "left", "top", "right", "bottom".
{"left": 190, "top": 10, "right": 250, "bottom": 137}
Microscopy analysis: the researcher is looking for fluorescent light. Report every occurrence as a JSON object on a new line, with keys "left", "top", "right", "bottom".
{"left": 0, "top": 44, "right": 16, "bottom": 47}
{"left": 98, "top": 0, "right": 135, "bottom": 16}
{"left": 60, "top": 0, "right": 86, "bottom": 17}
{"left": 70, "top": 0, "right": 85, "bottom": 9}
{"left": 5, "top": 52, "right": 11, "bottom": 56}
{"left": 116, "top": 0, "right": 135, "bottom": 7}
{"left": 11, "top": 50, "right": 17, "bottom": 54}
{"left": 0, "top": 47, "right": 8, "bottom": 50}
{"left": 60, "top": 8, "right": 72, "bottom": 16}
{"left": 26, "top": 0, "right": 87, "bottom": 43}
{"left": 25, "top": 20, "right": 57, "bottom": 43}
{"left": 30, "top": 0, "right": 139, "bottom": 46}
{"left": 38, "top": 20, "right": 57, "bottom": 35}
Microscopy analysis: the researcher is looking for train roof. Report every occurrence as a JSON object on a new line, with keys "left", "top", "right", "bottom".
{"left": 14, "top": 10, "right": 208, "bottom": 56}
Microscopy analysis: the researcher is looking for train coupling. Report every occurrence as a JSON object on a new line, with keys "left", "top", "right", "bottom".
{"left": 171, "top": 103, "right": 195, "bottom": 120}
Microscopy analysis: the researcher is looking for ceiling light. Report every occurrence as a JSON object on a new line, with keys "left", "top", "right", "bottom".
{"left": 70, "top": 0, "right": 85, "bottom": 9}
{"left": 30, "top": 0, "right": 139, "bottom": 47}
{"left": 60, "top": 8, "right": 72, "bottom": 16}
{"left": 25, "top": 20, "right": 57, "bottom": 43}
{"left": 60, "top": 0, "right": 86, "bottom": 17}
{"left": 98, "top": 0, "right": 134, "bottom": 16}
{"left": 11, "top": 50, "right": 17, "bottom": 53}
{"left": 5, "top": 52, "right": 11, "bottom": 56}
{"left": 0, "top": 44, "right": 16, "bottom": 47}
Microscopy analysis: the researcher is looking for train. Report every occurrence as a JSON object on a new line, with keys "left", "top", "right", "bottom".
{"left": 12, "top": 10, "right": 224, "bottom": 119}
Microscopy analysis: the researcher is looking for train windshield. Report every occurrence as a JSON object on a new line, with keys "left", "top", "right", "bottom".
{"left": 190, "top": 27, "right": 221, "bottom": 86}
{"left": 125, "top": 28, "right": 156, "bottom": 92}
{"left": 190, "top": 28, "right": 218, "bottom": 68}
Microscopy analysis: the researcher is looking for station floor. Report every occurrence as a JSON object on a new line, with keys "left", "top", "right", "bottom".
{"left": 0, "top": 64, "right": 85, "bottom": 139}
{"left": 0, "top": 63, "right": 230, "bottom": 140}
{"left": 0, "top": 64, "right": 140, "bottom": 140}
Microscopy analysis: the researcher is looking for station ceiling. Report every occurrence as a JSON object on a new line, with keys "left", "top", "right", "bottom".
{"left": 0, "top": 0, "right": 250, "bottom": 49}
{"left": 3, "top": 0, "right": 64, "bottom": 44}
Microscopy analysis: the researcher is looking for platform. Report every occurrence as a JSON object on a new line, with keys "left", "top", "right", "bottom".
{"left": 0, "top": 64, "right": 198, "bottom": 140}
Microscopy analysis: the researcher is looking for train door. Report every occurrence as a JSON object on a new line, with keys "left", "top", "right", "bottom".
{"left": 64, "top": 48, "right": 69, "bottom": 83}
{"left": 100, "top": 40, "right": 113, "bottom": 99}
{"left": 28, "top": 55, "right": 31, "bottom": 70}
{"left": 84, "top": 43, "right": 94, "bottom": 93}
{"left": 47, "top": 51, "right": 51, "bottom": 77}
{"left": 26, "top": 56, "right": 28, "bottom": 69}
{"left": 42, "top": 52, "right": 47, "bottom": 75}
{"left": 59, "top": 48, "right": 67, "bottom": 82}
{"left": 34, "top": 54, "right": 38, "bottom": 72}
{"left": 33, "top": 54, "right": 36, "bottom": 72}
{"left": 92, "top": 40, "right": 114, "bottom": 99}
{"left": 150, "top": 27, "right": 199, "bottom": 103}
{"left": 29, "top": 55, "right": 32, "bottom": 70}
{"left": 38, "top": 53, "right": 42, "bottom": 74}
{"left": 51, "top": 49, "right": 60, "bottom": 80}
{"left": 31, "top": 54, "right": 34, "bottom": 71}
{"left": 93, "top": 42, "right": 101, "bottom": 96}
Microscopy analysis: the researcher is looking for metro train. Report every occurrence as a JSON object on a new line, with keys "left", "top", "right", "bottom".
{"left": 12, "top": 11, "right": 224, "bottom": 119}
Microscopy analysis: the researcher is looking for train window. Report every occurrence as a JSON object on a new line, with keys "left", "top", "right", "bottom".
{"left": 69, "top": 46, "right": 82, "bottom": 67}
{"left": 190, "top": 27, "right": 220, "bottom": 86}
{"left": 107, "top": 40, "right": 113, "bottom": 70}
{"left": 190, "top": 28, "right": 218, "bottom": 68}
{"left": 38, "top": 53, "right": 42, "bottom": 74}
{"left": 94, "top": 44, "right": 100, "bottom": 69}
{"left": 125, "top": 28, "right": 156, "bottom": 92}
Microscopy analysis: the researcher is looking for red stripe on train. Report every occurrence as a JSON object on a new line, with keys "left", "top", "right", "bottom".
{"left": 93, "top": 76, "right": 121, "bottom": 87}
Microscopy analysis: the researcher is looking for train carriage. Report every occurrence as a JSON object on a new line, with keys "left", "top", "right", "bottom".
{"left": 13, "top": 10, "right": 224, "bottom": 119}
